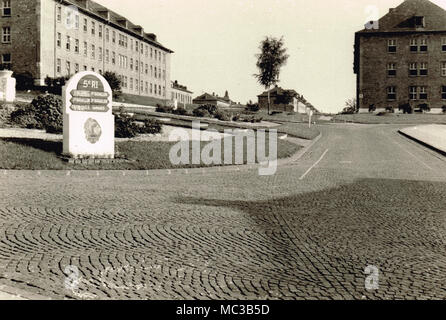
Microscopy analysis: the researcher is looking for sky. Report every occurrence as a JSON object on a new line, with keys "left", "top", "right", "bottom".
{"left": 94, "top": 0, "right": 446, "bottom": 113}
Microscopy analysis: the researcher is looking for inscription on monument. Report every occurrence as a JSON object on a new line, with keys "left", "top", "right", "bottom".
{"left": 69, "top": 75, "right": 110, "bottom": 113}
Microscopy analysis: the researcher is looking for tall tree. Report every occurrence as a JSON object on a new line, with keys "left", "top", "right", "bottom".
{"left": 254, "top": 36, "right": 289, "bottom": 115}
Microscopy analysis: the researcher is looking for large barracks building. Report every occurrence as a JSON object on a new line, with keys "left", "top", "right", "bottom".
{"left": 0, "top": 0, "right": 173, "bottom": 99}
{"left": 354, "top": 0, "right": 446, "bottom": 113}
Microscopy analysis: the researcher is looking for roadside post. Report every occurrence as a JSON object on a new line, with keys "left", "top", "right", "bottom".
{"left": 307, "top": 108, "right": 314, "bottom": 128}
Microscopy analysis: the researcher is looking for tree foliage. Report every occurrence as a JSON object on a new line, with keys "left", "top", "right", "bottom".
{"left": 254, "top": 36, "right": 289, "bottom": 114}
{"left": 341, "top": 98, "right": 358, "bottom": 114}
{"left": 102, "top": 71, "right": 122, "bottom": 98}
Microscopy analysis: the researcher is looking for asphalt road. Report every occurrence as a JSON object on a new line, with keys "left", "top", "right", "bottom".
{"left": 0, "top": 123, "right": 446, "bottom": 300}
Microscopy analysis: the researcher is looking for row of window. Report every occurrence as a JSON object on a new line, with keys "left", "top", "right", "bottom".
{"left": 119, "top": 74, "right": 166, "bottom": 96}
{"left": 385, "top": 86, "right": 446, "bottom": 100}
{"left": 55, "top": 59, "right": 166, "bottom": 97}
{"left": 56, "top": 34, "right": 166, "bottom": 79}
{"left": 387, "top": 38, "right": 446, "bottom": 53}
{"left": 172, "top": 91, "right": 192, "bottom": 104}
{"left": 56, "top": 5, "right": 166, "bottom": 63}
{"left": 385, "top": 62, "right": 446, "bottom": 76}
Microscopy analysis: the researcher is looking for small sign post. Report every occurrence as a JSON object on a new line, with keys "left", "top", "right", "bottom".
{"left": 63, "top": 71, "right": 114, "bottom": 159}
{"left": 307, "top": 108, "right": 314, "bottom": 128}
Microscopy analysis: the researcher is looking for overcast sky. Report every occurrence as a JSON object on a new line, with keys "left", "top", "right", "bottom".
{"left": 95, "top": 0, "right": 446, "bottom": 113}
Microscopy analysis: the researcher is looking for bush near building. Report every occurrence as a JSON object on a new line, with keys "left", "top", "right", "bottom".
{"left": 14, "top": 72, "right": 34, "bottom": 91}
{"left": 10, "top": 94, "right": 63, "bottom": 133}
{"left": 114, "top": 112, "right": 162, "bottom": 138}
{"left": 44, "top": 76, "right": 70, "bottom": 95}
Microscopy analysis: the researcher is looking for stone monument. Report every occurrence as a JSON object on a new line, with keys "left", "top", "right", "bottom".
{"left": 62, "top": 71, "right": 115, "bottom": 159}
{"left": 0, "top": 70, "right": 16, "bottom": 103}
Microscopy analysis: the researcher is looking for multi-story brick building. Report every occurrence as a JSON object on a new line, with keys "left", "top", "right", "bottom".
{"left": 0, "top": 0, "right": 173, "bottom": 100}
{"left": 354, "top": 0, "right": 446, "bottom": 113}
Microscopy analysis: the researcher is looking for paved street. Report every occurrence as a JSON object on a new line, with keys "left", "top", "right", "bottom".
{"left": 1, "top": 123, "right": 446, "bottom": 300}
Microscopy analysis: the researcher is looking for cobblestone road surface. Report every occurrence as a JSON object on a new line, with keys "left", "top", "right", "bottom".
{"left": 1, "top": 124, "right": 446, "bottom": 300}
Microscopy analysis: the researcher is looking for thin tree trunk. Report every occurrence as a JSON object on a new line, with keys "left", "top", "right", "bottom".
{"left": 267, "top": 86, "right": 271, "bottom": 115}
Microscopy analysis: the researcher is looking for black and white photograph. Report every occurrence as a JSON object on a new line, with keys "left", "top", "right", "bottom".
{"left": 0, "top": 0, "right": 445, "bottom": 311}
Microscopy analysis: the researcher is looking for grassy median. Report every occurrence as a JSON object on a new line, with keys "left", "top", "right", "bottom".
{"left": 0, "top": 132, "right": 301, "bottom": 170}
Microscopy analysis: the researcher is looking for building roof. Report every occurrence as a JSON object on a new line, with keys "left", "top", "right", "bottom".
{"left": 257, "top": 86, "right": 298, "bottom": 98}
{"left": 357, "top": 0, "right": 446, "bottom": 34}
{"left": 172, "top": 81, "right": 193, "bottom": 94}
{"left": 193, "top": 93, "right": 231, "bottom": 104}
{"left": 65, "top": 0, "right": 174, "bottom": 53}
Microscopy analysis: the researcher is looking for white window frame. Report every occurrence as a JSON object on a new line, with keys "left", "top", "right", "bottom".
{"left": 409, "top": 86, "right": 417, "bottom": 100}
{"left": 2, "top": 26, "right": 11, "bottom": 43}
{"left": 2, "top": 0, "right": 11, "bottom": 17}
{"left": 409, "top": 62, "right": 418, "bottom": 76}
{"left": 57, "top": 6, "right": 62, "bottom": 22}
{"left": 419, "top": 86, "right": 428, "bottom": 100}
{"left": 420, "top": 39, "right": 428, "bottom": 52}
{"left": 441, "top": 62, "right": 446, "bottom": 76}
{"left": 410, "top": 39, "right": 418, "bottom": 52}
{"left": 56, "top": 59, "right": 61, "bottom": 74}
{"left": 74, "top": 39, "right": 79, "bottom": 54}
{"left": 1, "top": 53, "right": 11, "bottom": 64}
{"left": 420, "top": 62, "right": 428, "bottom": 76}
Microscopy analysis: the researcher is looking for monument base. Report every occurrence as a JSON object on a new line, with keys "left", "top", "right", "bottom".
{"left": 63, "top": 113, "right": 115, "bottom": 159}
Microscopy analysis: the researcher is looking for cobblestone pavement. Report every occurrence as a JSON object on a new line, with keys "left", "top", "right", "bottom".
{"left": 1, "top": 124, "right": 446, "bottom": 300}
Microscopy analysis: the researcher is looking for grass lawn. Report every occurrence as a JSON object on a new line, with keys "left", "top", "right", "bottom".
{"left": 334, "top": 113, "right": 446, "bottom": 124}
{"left": 255, "top": 110, "right": 310, "bottom": 123}
{"left": 276, "top": 123, "right": 321, "bottom": 140}
{"left": 0, "top": 133, "right": 300, "bottom": 170}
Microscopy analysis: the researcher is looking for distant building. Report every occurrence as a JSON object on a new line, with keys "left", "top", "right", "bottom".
{"left": 258, "top": 86, "right": 299, "bottom": 112}
{"left": 354, "top": 0, "right": 446, "bottom": 113}
{"left": 171, "top": 80, "right": 193, "bottom": 107}
{"left": 193, "top": 91, "right": 233, "bottom": 107}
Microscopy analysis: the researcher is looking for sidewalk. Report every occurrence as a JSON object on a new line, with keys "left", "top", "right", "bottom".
{"left": 399, "top": 124, "right": 446, "bottom": 155}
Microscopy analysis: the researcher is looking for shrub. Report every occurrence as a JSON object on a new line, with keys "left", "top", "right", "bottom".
{"left": 246, "top": 102, "right": 260, "bottom": 112}
{"left": 418, "top": 103, "right": 430, "bottom": 113}
{"left": 232, "top": 113, "right": 241, "bottom": 122}
{"left": 14, "top": 72, "right": 34, "bottom": 91}
{"left": 115, "top": 113, "right": 162, "bottom": 138}
{"left": 215, "top": 110, "right": 232, "bottom": 121}
{"left": 138, "top": 118, "right": 162, "bottom": 135}
{"left": 45, "top": 76, "right": 69, "bottom": 95}
{"left": 194, "top": 104, "right": 218, "bottom": 116}
{"left": 172, "top": 107, "right": 188, "bottom": 116}
{"left": 368, "top": 104, "right": 376, "bottom": 113}
{"left": 156, "top": 104, "right": 173, "bottom": 113}
{"left": 10, "top": 94, "right": 63, "bottom": 133}
{"left": 193, "top": 108, "right": 211, "bottom": 118}
{"left": 442, "top": 106, "right": 446, "bottom": 114}
{"left": 385, "top": 106, "right": 395, "bottom": 113}
{"left": 398, "top": 102, "right": 413, "bottom": 114}
{"left": 114, "top": 113, "right": 139, "bottom": 138}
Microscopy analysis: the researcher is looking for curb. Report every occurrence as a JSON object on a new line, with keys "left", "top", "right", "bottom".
{"left": 398, "top": 130, "right": 446, "bottom": 157}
